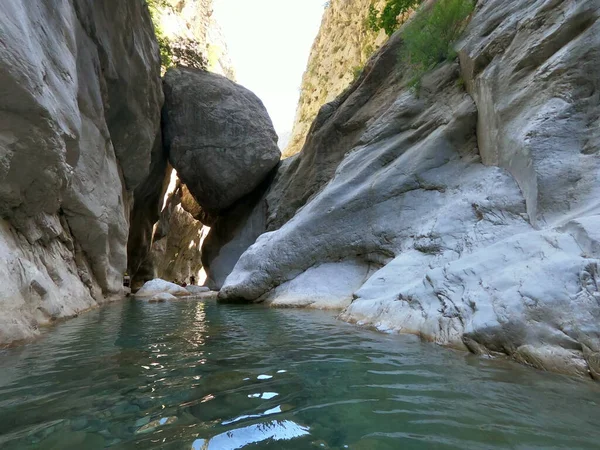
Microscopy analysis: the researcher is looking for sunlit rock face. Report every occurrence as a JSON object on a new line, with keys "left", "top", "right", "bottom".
{"left": 220, "top": 0, "right": 600, "bottom": 378}
{"left": 284, "top": 0, "right": 389, "bottom": 157}
{"left": 163, "top": 67, "right": 281, "bottom": 215}
{"left": 153, "top": 0, "right": 235, "bottom": 78}
{"left": 149, "top": 174, "right": 207, "bottom": 286}
{"left": 128, "top": 0, "right": 236, "bottom": 290}
{"left": 0, "top": 0, "right": 162, "bottom": 344}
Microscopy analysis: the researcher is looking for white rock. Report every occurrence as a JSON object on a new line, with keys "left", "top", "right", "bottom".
{"left": 186, "top": 285, "right": 210, "bottom": 294}
{"left": 148, "top": 293, "right": 177, "bottom": 303}
{"left": 135, "top": 279, "right": 190, "bottom": 297}
{"left": 261, "top": 260, "right": 373, "bottom": 309}
{"left": 219, "top": 0, "right": 600, "bottom": 378}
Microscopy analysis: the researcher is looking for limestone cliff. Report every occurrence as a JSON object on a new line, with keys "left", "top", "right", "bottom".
{"left": 152, "top": 0, "right": 235, "bottom": 78}
{"left": 0, "top": 0, "right": 163, "bottom": 344}
{"left": 221, "top": 0, "right": 600, "bottom": 378}
{"left": 283, "top": 0, "right": 388, "bottom": 157}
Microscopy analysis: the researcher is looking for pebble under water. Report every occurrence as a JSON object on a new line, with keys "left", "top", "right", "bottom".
{"left": 1, "top": 299, "right": 599, "bottom": 449}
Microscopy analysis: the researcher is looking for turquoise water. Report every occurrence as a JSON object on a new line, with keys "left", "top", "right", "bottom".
{"left": 1, "top": 299, "right": 599, "bottom": 449}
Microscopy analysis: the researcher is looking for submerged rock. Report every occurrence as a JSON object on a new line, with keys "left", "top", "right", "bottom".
{"left": 186, "top": 285, "right": 210, "bottom": 295}
{"left": 163, "top": 67, "right": 281, "bottom": 215}
{"left": 135, "top": 416, "right": 177, "bottom": 435}
{"left": 148, "top": 292, "right": 177, "bottom": 303}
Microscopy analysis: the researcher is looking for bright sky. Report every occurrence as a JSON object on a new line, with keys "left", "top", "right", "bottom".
{"left": 213, "top": 0, "right": 326, "bottom": 136}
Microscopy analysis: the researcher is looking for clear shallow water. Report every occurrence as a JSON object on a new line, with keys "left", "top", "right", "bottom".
{"left": 1, "top": 300, "right": 600, "bottom": 449}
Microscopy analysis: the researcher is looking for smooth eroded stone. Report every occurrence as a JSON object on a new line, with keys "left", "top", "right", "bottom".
{"left": 135, "top": 279, "right": 189, "bottom": 297}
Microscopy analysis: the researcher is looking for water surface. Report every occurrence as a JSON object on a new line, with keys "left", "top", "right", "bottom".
{"left": 1, "top": 299, "right": 599, "bottom": 449}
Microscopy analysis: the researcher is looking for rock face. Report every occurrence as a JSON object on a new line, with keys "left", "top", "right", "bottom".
{"left": 128, "top": 0, "right": 236, "bottom": 290}
{"left": 163, "top": 67, "right": 281, "bottom": 214}
{"left": 283, "top": 0, "right": 388, "bottom": 157}
{"left": 220, "top": 0, "right": 600, "bottom": 378}
{"left": 152, "top": 0, "right": 235, "bottom": 78}
{"left": 0, "top": 0, "right": 162, "bottom": 344}
{"left": 149, "top": 173, "right": 207, "bottom": 285}
{"left": 201, "top": 173, "right": 273, "bottom": 290}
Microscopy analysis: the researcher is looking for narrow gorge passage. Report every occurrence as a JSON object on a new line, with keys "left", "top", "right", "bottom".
{"left": 0, "top": 0, "right": 599, "bottom": 448}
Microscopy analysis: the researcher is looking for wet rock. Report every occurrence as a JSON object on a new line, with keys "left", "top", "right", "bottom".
{"left": 148, "top": 292, "right": 177, "bottom": 303}
{"left": 135, "top": 279, "right": 190, "bottom": 298}
{"left": 186, "top": 285, "right": 210, "bottom": 295}
{"left": 220, "top": 0, "right": 600, "bottom": 378}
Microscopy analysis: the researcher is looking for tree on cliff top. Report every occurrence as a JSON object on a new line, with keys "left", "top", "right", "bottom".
{"left": 368, "top": 0, "right": 422, "bottom": 35}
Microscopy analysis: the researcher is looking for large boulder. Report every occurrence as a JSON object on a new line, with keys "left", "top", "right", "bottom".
{"left": 163, "top": 67, "right": 281, "bottom": 215}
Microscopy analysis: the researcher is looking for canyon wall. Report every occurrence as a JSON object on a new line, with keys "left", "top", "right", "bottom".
{"left": 0, "top": 0, "right": 163, "bottom": 344}
{"left": 221, "top": 0, "right": 600, "bottom": 378}
{"left": 151, "top": 0, "right": 235, "bottom": 78}
{"left": 128, "top": 0, "right": 237, "bottom": 290}
{"left": 283, "top": 0, "right": 388, "bottom": 157}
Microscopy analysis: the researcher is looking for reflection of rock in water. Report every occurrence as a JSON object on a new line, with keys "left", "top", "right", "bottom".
{"left": 191, "top": 420, "right": 310, "bottom": 450}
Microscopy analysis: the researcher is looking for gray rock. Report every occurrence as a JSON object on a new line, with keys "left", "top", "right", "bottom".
{"left": 127, "top": 135, "right": 172, "bottom": 292}
{"left": 163, "top": 67, "right": 281, "bottom": 215}
{"left": 0, "top": 0, "right": 162, "bottom": 345}
{"left": 201, "top": 173, "right": 272, "bottom": 289}
{"left": 220, "top": 1, "right": 600, "bottom": 378}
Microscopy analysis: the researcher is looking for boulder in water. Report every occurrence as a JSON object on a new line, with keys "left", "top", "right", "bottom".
{"left": 148, "top": 292, "right": 177, "bottom": 303}
{"left": 135, "top": 279, "right": 189, "bottom": 297}
{"left": 186, "top": 285, "right": 210, "bottom": 295}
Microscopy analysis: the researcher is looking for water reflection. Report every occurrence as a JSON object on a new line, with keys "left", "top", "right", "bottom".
{"left": 0, "top": 300, "right": 599, "bottom": 449}
{"left": 191, "top": 420, "right": 310, "bottom": 450}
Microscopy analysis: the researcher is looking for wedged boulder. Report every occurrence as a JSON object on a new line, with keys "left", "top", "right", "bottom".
{"left": 135, "top": 279, "right": 190, "bottom": 297}
{"left": 163, "top": 67, "right": 281, "bottom": 215}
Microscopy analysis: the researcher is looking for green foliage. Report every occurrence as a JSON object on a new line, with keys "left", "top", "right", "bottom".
{"left": 368, "top": 0, "right": 422, "bottom": 35}
{"left": 147, "top": 0, "right": 173, "bottom": 70}
{"left": 367, "top": 4, "right": 380, "bottom": 32}
{"left": 156, "top": 34, "right": 173, "bottom": 69}
{"left": 401, "top": 0, "right": 475, "bottom": 89}
{"left": 146, "top": 0, "right": 207, "bottom": 72}
{"left": 352, "top": 65, "right": 363, "bottom": 80}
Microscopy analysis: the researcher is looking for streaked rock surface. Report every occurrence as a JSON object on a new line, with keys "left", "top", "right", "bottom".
{"left": 221, "top": 0, "right": 600, "bottom": 378}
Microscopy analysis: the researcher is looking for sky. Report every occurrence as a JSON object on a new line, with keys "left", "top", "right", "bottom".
{"left": 213, "top": 0, "right": 326, "bottom": 136}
